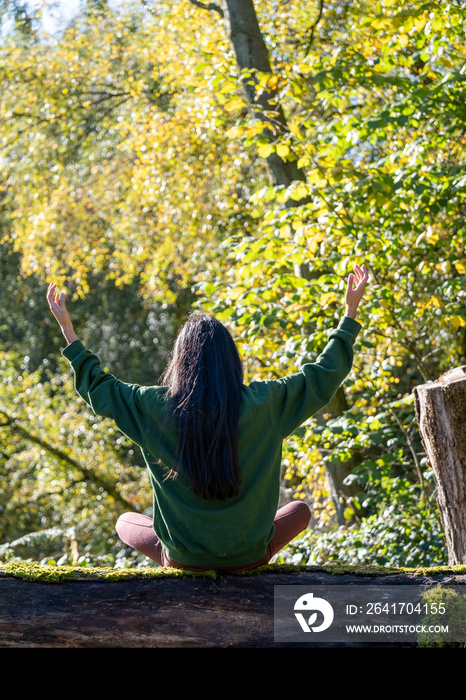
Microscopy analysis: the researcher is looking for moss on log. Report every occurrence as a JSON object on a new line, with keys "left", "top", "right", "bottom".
{"left": 1, "top": 563, "right": 466, "bottom": 648}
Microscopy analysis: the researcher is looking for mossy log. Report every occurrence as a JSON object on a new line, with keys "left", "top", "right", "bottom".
{"left": 1, "top": 563, "right": 466, "bottom": 648}
{"left": 414, "top": 365, "right": 466, "bottom": 565}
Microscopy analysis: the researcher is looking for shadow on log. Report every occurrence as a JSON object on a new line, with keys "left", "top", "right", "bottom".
{"left": 414, "top": 365, "right": 466, "bottom": 565}
{"left": 1, "top": 563, "right": 466, "bottom": 648}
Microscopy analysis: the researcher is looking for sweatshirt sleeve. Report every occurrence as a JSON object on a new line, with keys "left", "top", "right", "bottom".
{"left": 271, "top": 316, "right": 361, "bottom": 437}
{"left": 62, "top": 340, "right": 149, "bottom": 447}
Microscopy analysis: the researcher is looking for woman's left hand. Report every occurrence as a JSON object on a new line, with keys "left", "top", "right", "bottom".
{"left": 47, "top": 283, "right": 79, "bottom": 344}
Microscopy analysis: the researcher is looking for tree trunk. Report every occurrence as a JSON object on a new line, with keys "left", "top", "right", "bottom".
{"left": 1, "top": 564, "right": 465, "bottom": 647}
{"left": 414, "top": 365, "right": 466, "bottom": 565}
{"left": 315, "top": 388, "right": 362, "bottom": 525}
{"left": 220, "top": 0, "right": 308, "bottom": 191}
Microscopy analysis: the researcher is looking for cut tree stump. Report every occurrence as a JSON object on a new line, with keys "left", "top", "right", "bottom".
{"left": 1, "top": 563, "right": 466, "bottom": 648}
{"left": 414, "top": 365, "right": 466, "bottom": 565}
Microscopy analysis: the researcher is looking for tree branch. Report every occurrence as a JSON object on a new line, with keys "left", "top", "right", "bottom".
{"left": 304, "top": 0, "right": 324, "bottom": 56}
{"left": 0, "top": 409, "right": 137, "bottom": 512}
{"left": 189, "top": 0, "right": 224, "bottom": 17}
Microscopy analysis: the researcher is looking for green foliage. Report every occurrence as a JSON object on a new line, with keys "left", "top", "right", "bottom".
{"left": 0, "top": 347, "right": 153, "bottom": 557}
{"left": 418, "top": 586, "right": 466, "bottom": 647}
{"left": 0, "top": 0, "right": 256, "bottom": 301}
{"left": 275, "top": 398, "right": 447, "bottom": 568}
{"left": 274, "top": 503, "right": 446, "bottom": 569}
{"left": 0, "top": 0, "right": 464, "bottom": 568}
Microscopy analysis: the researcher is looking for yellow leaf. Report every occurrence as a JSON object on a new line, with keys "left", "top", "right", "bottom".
{"left": 276, "top": 144, "right": 290, "bottom": 159}
{"left": 245, "top": 123, "right": 266, "bottom": 137}
{"left": 225, "top": 287, "right": 246, "bottom": 300}
{"left": 435, "top": 261, "right": 451, "bottom": 274}
{"left": 290, "top": 184, "right": 309, "bottom": 201}
{"left": 219, "top": 81, "right": 237, "bottom": 94}
{"left": 288, "top": 123, "right": 302, "bottom": 139}
{"left": 297, "top": 62, "right": 312, "bottom": 75}
{"left": 413, "top": 17, "right": 427, "bottom": 31}
{"left": 257, "top": 143, "right": 275, "bottom": 158}
{"left": 320, "top": 292, "right": 338, "bottom": 307}
{"left": 285, "top": 302, "right": 312, "bottom": 313}
{"left": 225, "top": 126, "right": 243, "bottom": 139}
{"left": 447, "top": 315, "right": 466, "bottom": 328}
{"left": 308, "top": 231, "right": 325, "bottom": 254}
{"left": 420, "top": 295, "right": 444, "bottom": 311}
{"left": 454, "top": 260, "right": 466, "bottom": 275}
{"left": 224, "top": 97, "right": 246, "bottom": 112}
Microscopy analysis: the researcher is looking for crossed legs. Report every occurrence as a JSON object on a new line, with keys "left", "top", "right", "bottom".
{"left": 116, "top": 500, "right": 311, "bottom": 571}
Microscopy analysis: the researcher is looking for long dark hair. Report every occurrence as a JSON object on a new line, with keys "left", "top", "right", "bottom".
{"left": 161, "top": 311, "right": 244, "bottom": 500}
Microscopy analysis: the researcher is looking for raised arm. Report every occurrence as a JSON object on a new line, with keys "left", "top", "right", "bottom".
{"left": 46, "top": 282, "right": 148, "bottom": 447}
{"left": 271, "top": 264, "right": 369, "bottom": 437}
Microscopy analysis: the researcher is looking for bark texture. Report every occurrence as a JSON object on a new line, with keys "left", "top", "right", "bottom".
{"left": 1, "top": 566, "right": 465, "bottom": 648}
{"left": 414, "top": 366, "right": 466, "bottom": 564}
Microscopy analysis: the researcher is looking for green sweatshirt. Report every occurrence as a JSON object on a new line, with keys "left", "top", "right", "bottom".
{"left": 62, "top": 315, "right": 361, "bottom": 567}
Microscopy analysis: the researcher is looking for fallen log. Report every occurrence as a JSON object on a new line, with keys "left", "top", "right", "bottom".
{"left": 1, "top": 562, "right": 466, "bottom": 648}
{"left": 414, "top": 365, "right": 466, "bottom": 565}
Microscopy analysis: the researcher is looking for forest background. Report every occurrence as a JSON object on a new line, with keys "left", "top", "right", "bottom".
{"left": 0, "top": 0, "right": 463, "bottom": 569}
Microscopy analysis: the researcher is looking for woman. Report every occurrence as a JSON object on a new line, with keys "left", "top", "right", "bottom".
{"left": 47, "top": 264, "right": 368, "bottom": 571}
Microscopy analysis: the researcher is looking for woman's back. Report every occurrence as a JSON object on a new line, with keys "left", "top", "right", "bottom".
{"left": 62, "top": 315, "right": 361, "bottom": 567}
{"left": 49, "top": 264, "right": 368, "bottom": 569}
